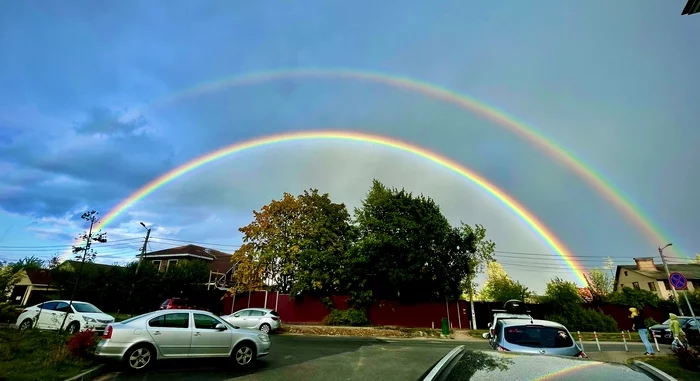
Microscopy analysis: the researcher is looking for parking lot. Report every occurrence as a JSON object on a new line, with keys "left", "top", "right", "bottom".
{"left": 96, "top": 335, "right": 668, "bottom": 381}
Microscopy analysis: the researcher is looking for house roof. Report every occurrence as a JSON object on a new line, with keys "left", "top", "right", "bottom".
{"left": 141, "top": 244, "right": 231, "bottom": 261}
{"left": 26, "top": 269, "right": 52, "bottom": 285}
{"left": 59, "top": 260, "right": 121, "bottom": 272}
{"left": 616, "top": 263, "right": 700, "bottom": 282}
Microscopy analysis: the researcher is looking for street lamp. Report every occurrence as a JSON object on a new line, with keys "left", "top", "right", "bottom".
{"left": 658, "top": 243, "right": 683, "bottom": 315}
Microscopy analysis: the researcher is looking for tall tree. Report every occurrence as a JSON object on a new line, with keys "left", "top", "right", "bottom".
{"left": 479, "top": 262, "right": 530, "bottom": 302}
{"left": 233, "top": 189, "right": 353, "bottom": 295}
{"left": 587, "top": 267, "right": 613, "bottom": 298}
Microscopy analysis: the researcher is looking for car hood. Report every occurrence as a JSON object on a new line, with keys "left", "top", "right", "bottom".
{"left": 81, "top": 312, "right": 115, "bottom": 322}
{"left": 649, "top": 324, "right": 670, "bottom": 330}
{"left": 235, "top": 327, "right": 264, "bottom": 336}
{"left": 421, "top": 347, "right": 654, "bottom": 381}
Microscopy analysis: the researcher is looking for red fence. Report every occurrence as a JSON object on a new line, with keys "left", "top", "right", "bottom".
{"left": 222, "top": 291, "right": 470, "bottom": 329}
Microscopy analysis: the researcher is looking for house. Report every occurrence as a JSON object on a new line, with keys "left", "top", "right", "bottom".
{"left": 8, "top": 269, "right": 55, "bottom": 306}
{"left": 138, "top": 244, "right": 235, "bottom": 290}
{"left": 614, "top": 257, "right": 700, "bottom": 299}
{"left": 578, "top": 287, "right": 593, "bottom": 302}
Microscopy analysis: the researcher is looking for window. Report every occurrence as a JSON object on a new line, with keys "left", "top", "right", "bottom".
{"left": 234, "top": 310, "right": 252, "bottom": 317}
{"left": 503, "top": 326, "right": 574, "bottom": 348}
{"left": 152, "top": 260, "right": 162, "bottom": 270}
{"left": 148, "top": 313, "right": 189, "bottom": 329}
{"left": 167, "top": 259, "right": 178, "bottom": 271}
{"left": 249, "top": 310, "right": 265, "bottom": 317}
{"left": 72, "top": 302, "right": 102, "bottom": 313}
{"left": 194, "top": 313, "right": 223, "bottom": 330}
{"left": 648, "top": 282, "right": 657, "bottom": 292}
{"left": 38, "top": 301, "right": 58, "bottom": 310}
{"left": 53, "top": 302, "right": 72, "bottom": 313}
{"left": 663, "top": 280, "right": 671, "bottom": 290}
{"left": 687, "top": 319, "right": 698, "bottom": 328}
{"left": 632, "top": 282, "right": 640, "bottom": 290}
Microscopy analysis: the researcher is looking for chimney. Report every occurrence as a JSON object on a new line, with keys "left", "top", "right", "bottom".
{"left": 634, "top": 257, "right": 657, "bottom": 271}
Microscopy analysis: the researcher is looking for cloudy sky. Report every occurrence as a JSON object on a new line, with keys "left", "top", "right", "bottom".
{"left": 1, "top": 1, "right": 698, "bottom": 293}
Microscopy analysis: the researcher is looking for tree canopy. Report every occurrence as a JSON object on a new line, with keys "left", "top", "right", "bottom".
{"left": 231, "top": 180, "right": 496, "bottom": 308}
{"left": 479, "top": 262, "right": 531, "bottom": 303}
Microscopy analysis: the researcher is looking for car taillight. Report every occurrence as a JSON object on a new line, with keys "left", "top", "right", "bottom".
{"left": 270, "top": 317, "right": 279, "bottom": 321}
{"left": 496, "top": 345, "right": 509, "bottom": 352}
{"left": 103, "top": 325, "right": 113, "bottom": 339}
{"left": 575, "top": 351, "right": 587, "bottom": 358}
{"left": 490, "top": 329, "right": 495, "bottom": 336}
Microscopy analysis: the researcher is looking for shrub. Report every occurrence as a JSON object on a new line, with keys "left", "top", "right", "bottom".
{"left": 66, "top": 330, "right": 98, "bottom": 359}
{"left": 322, "top": 308, "right": 370, "bottom": 326}
{"left": 672, "top": 345, "right": 699, "bottom": 372}
{"left": 545, "top": 307, "right": 617, "bottom": 332}
{"left": 0, "top": 302, "right": 19, "bottom": 323}
{"left": 644, "top": 317, "right": 658, "bottom": 328}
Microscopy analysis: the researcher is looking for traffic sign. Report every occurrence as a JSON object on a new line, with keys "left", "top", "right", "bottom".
{"left": 669, "top": 272, "right": 688, "bottom": 290}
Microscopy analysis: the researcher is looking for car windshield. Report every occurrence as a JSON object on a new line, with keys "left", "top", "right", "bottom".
{"left": 120, "top": 313, "right": 153, "bottom": 325}
{"left": 503, "top": 325, "right": 574, "bottom": 348}
{"left": 71, "top": 302, "right": 102, "bottom": 313}
{"left": 661, "top": 318, "right": 690, "bottom": 325}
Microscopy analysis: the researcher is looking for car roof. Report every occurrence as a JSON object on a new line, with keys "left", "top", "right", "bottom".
{"left": 494, "top": 313, "right": 531, "bottom": 318}
{"left": 501, "top": 319, "right": 566, "bottom": 329}
{"left": 237, "top": 308, "right": 273, "bottom": 312}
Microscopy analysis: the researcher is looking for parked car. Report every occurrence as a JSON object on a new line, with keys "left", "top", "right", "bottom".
{"left": 482, "top": 299, "right": 532, "bottom": 345}
{"left": 95, "top": 309, "right": 271, "bottom": 371}
{"left": 16, "top": 300, "right": 114, "bottom": 334}
{"left": 420, "top": 345, "right": 652, "bottom": 381}
{"left": 650, "top": 316, "right": 699, "bottom": 343}
{"left": 159, "top": 298, "right": 209, "bottom": 311}
{"left": 489, "top": 318, "right": 586, "bottom": 358}
{"left": 221, "top": 308, "right": 281, "bottom": 333}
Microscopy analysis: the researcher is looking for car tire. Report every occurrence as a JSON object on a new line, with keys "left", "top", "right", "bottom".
{"left": 232, "top": 341, "right": 256, "bottom": 367}
{"left": 259, "top": 323, "right": 271, "bottom": 333}
{"left": 65, "top": 321, "right": 80, "bottom": 335}
{"left": 124, "top": 344, "right": 155, "bottom": 371}
{"left": 19, "top": 319, "right": 33, "bottom": 331}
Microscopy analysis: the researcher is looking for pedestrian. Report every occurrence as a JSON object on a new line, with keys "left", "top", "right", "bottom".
{"left": 630, "top": 307, "right": 654, "bottom": 355}
{"left": 668, "top": 313, "right": 687, "bottom": 350}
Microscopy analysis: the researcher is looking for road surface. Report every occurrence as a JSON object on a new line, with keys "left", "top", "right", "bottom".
{"left": 96, "top": 335, "right": 665, "bottom": 381}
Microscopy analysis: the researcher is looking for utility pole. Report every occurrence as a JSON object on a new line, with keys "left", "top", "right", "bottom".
{"left": 122, "top": 222, "right": 151, "bottom": 317}
{"left": 603, "top": 257, "right": 615, "bottom": 279}
{"left": 658, "top": 243, "right": 684, "bottom": 315}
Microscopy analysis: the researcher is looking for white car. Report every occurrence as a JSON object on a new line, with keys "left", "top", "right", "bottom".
{"left": 221, "top": 308, "right": 282, "bottom": 333}
{"left": 16, "top": 300, "right": 115, "bottom": 334}
{"left": 95, "top": 310, "right": 271, "bottom": 371}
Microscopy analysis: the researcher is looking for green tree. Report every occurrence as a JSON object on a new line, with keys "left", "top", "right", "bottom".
{"left": 479, "top": 262, "right": 530, "bottom": 302}
{"left": 587, "top": 267, "right": 613, "bottom": 299}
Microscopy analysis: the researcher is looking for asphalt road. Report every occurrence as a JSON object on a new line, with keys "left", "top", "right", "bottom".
{"left": 96, "top": 336, "right": 663, "bottom": 381}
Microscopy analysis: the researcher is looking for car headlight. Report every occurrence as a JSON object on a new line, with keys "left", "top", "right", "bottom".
{"left": 83, "top": 316, "right": 96, "bottom": 323}
{"left": 258, "top": 334, "right": 270, "bottom": 342}
{"left": 664, "top": 329, "right": 671, "bottom": 332}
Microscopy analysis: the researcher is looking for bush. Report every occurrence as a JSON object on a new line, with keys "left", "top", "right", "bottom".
{"left": 66, "top": 329, "right": 99, "bottom": 358}
{"left": 0, "top": 302, "right": 19, "bottom": 323}
{"left": 322, "top": 308, "right": 370, "bottom": 326}
{"left": 644, "top": 317, "right": 658, "bottom": 329}
{"left": 545, "top": 307, "right": 617, "bottom": 332}
{"left": 672, "top": 345, "right": 699, "bottom": 372}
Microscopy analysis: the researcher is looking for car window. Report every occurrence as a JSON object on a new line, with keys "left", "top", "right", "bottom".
{"left": 504, "top": 326, "right": 574, "bottom": 348}
{"left": 53, "top": 302, "right": 71, "bottom": 312}
{"left": 149, "top": 313, "right": 190, "bottom": 328}
{"left": 688, "top": 319, "right": 698, "bottom": 328}
{"left": 269, "top": 310, "right": 280, "bottom": 317}
{"left": 120, "top": 313, "right": 152, "bottom": 324}
{"left": 249, "top": 310, "right": 265, "bottom": 317}
{"left": 39, "top": 301, "right": 58, "bottom": 310}
{"left": 235, "top": 310, "right": 251, "bottom": 317}
{"left": 160, "top": 300, "right": 170, "bottom": 306}
{"left": 661, "top": 319, "right": 671, "bottom": 325}
{"left": 194, "top": 313, "right": 223, "bottom": 329}
{"left": 72, "top": 302, "right": 102, "bottom": 313}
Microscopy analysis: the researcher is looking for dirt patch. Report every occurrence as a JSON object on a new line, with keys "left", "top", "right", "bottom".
{"left": 279, "top": 325, "right": 447, "bottom": 339}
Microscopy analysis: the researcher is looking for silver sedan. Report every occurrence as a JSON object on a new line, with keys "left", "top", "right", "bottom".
{"left": 95, "top": 309, "right": 271, "bottom": 371}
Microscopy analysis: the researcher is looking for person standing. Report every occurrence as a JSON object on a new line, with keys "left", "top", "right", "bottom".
{"left": 668, "top": 313, "right": 687, "bottom": 350}
{"left": 630, "top": 307, "right": 655, "bottom": 355}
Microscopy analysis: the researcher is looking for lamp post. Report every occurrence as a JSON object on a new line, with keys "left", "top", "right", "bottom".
{"left": 658, "top": 243, "right": 684, "bottom": 315}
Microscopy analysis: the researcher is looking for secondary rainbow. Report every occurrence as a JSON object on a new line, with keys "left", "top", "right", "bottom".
{"left": 123, "top": 68, "right": 677, "bottom": 258}
{"left": 60, "top": 130, "right": 588, "bottom": 284}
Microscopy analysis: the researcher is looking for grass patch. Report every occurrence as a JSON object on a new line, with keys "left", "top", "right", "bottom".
{"left": 0, "top": 328, "right": 95, "bottom": 381}
{"left": 633, "top": 355, "right": 700, "bottom": 381}
{"left": 467, "top": 329, "right": 644, "bottom": 342}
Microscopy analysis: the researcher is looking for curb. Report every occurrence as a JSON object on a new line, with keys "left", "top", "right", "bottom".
{"left": 633, "top": 361, "right": 677, "bottom": 381}
{"left": 64, "top": 364, "right": 105, "bottom": 381}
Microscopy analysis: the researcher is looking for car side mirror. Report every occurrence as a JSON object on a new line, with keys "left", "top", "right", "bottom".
{"left": 481, "top": 332, "right": 490, "bottom": 339}
{"left": 215, "top": 323, "right": 227, "bottom": 331}
{"left": 487, "top": 322, "right": 492, "bottom": 328}
{"left": 233, "top": 314, "right": 240, "bottom": 317}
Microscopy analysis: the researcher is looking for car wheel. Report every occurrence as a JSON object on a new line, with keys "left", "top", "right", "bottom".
{"left": 65, "top": 322, "right": 80, "bottom": 334}
{"left": 124, "top": 345, "right": 154, "bottom": 371}
{"left": 19, "top": 319, "right": 33, "bottom": 331}
{"left": 232, "top": 342, "right": 256, "bottom": 367}
{"left": 259, "top": 323, "right": 271, "bottom": 333}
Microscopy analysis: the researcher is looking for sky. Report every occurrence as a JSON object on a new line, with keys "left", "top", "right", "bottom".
{"left": 0, "top": 1, "right": 698, "bottom": 293}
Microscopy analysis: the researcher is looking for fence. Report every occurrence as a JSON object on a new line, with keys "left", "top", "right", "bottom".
{"left": 222, "top": 291, "right": 470, "bottom": 329}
